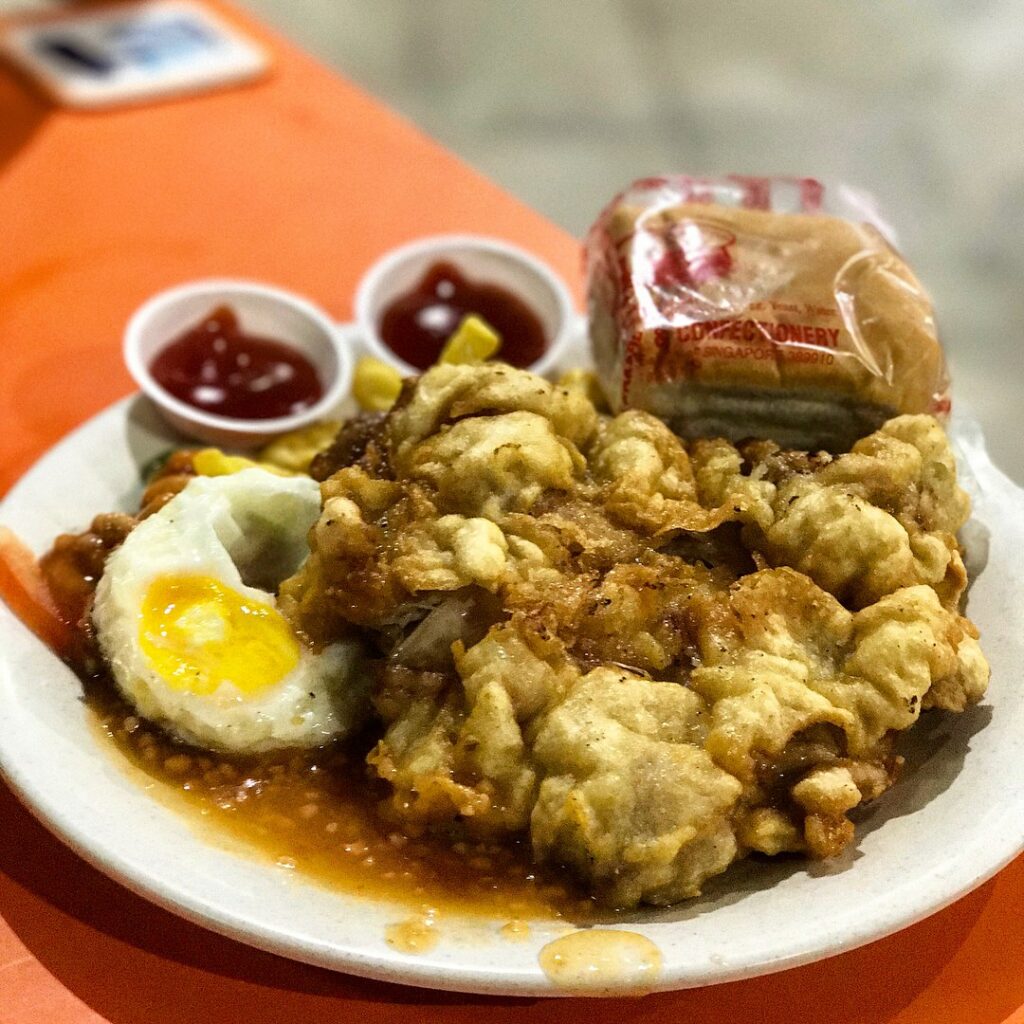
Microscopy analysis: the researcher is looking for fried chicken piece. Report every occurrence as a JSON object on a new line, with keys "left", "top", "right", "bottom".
{"left": 369, "top": 623, "right": 577, "bottom": 832}
{"left": 278, "top": 363, "right": 988, "bottom": 908}
{"left": 530, "top": 667, "right": 741, "bottom": 907}
{"left": 278, "top": 467, "right": 409, "bottom": 638}
{"left": 370, "top": 616, "right": 746, "bottom": 903}
{"left": 689, "top": 414, "right": 971, "bottom": 609}
{"left": 281, "top": 366, "right": 608, "bottom": 638}
{"left": 587, "top": 410, "right": 734, "bottom": 535}
{"left": 691, "top": 568, "right": 986, "bottom": 766}
{"left": 405, "top": 410, "right": 586, "bottom": 518}
{"left": 369, "top": 676, "right": 494, "bottom": 822}
{"left": 689, "top": 568, "right": 986, "bottom": 857}
{"left": 368, "top": 567, "right": 985, "bottom": 901}
{"left": 282, "top": 364, "right": 747, "bottom": 641}
{"left": 503, "top": 555, "right": 725, "bottom": 676}
{"left": 388, "top": 362, "right": 598, "bottom": 459}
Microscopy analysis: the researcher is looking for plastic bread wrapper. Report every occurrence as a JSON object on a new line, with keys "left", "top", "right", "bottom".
{"left": 585, "top": 175, "right": 951, "bottom": 451}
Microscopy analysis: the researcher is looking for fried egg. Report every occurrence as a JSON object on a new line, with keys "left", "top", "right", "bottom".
{"left": 93, "top": 469, "right": 368, "bottom": 753}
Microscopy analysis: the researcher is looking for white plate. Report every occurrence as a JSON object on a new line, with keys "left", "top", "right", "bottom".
{"left": 1, "top": 393, "right": 1024, "bottom": 997}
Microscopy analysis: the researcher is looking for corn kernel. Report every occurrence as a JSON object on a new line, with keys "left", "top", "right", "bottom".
{"left": 439, "top": 315, "right": 501, "bottom": 365}
{"left": 354, "top": 356, "right": 403, "bottom": 412}
{"left": 193, "top": 448, "right": 262, "bottom": 477}
{"left": 193, "top": 448, "right": 293, "bottom": 478}
{"left": 259, "top": 421, "right": 340, "bottom": 474}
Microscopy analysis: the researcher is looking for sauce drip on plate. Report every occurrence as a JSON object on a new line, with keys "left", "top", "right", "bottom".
{"left": 379, "top": 261, "right": 547, "bottom": 370}
{"left": 385, "top": 911, "right": 440, "bottom": 954}
{"left": 151, "top": 306, "right": 323, "bottom": 420}
{"left": 538, "top": 929, "right": 663, "bottom": 994}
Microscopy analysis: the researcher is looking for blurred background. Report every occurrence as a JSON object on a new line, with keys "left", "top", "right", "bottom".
{"left": 3, "top": 0, "right": 1023, "bottom": 480}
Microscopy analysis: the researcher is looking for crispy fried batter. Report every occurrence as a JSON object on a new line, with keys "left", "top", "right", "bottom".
{"left": 531, "top": 667, "right": 741, "bottom": 907}
{"left": 280, "top": 363, "right": 989, "bottom": 908}
{"left": 588, "top": 410, "right": 734, "bottom": 535}
{"left": 689, "top": 415, "right": 971, "bottom": 609}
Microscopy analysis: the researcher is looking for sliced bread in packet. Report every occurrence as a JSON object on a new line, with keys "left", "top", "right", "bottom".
{"left": 586, "top": 175, "right": 949, "bottom": 450}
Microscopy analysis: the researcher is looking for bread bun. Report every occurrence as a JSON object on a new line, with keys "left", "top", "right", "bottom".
{"left": 587, "top": 185, "right": 949, "bottom": 451}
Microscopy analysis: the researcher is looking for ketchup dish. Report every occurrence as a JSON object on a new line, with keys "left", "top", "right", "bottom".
{"left": 124, "top": 280, "right": 352, "bottom": 448}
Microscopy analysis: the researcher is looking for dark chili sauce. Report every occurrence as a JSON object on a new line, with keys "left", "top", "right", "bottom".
{"left": 150, "top": 306, "right": 324, "bottom": 420}
{"left": 379, "top": 261, "right": 548, "bottom": 369}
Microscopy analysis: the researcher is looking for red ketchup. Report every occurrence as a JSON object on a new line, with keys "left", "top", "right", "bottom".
{"left": 150, "top": 306, "right": 323, "bottom": 420}
{"left": 379, "top": 261, "right": 547, "bottom": 370}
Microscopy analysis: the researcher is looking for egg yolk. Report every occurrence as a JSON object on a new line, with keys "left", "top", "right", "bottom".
{"left": 139, "top": 574, "right": 300, "bottom": 696}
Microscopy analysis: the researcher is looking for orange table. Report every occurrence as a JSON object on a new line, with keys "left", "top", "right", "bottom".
{"left": 1, "top": 4, "right": 1023, "bottom": 1022}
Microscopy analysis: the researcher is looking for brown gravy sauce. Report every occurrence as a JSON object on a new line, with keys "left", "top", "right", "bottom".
{"left": 84, "top": 675, "right": 603, "bottom": 923}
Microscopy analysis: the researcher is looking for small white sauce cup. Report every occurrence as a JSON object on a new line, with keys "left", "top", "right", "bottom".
{"left": 124, "top": 279, "right": 353, "bottom": 449}
{"left": 354, "top": 234, "right": 577, "bottom": 377}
